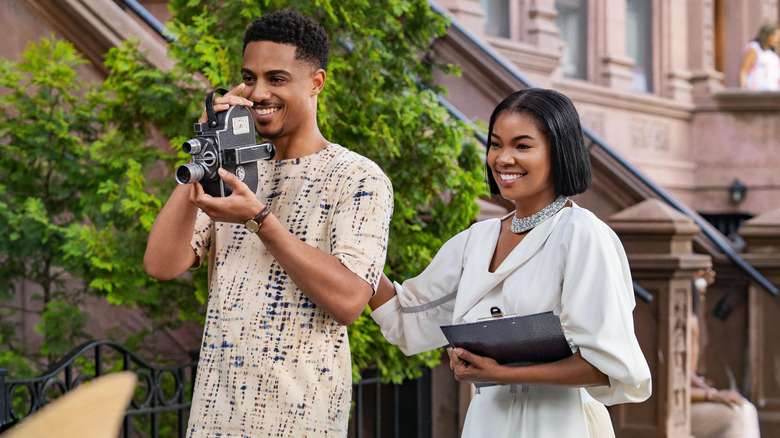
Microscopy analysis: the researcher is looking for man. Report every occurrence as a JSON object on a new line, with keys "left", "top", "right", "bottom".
{"left": 143, "top": 10, "right": 393, "bottom": 437}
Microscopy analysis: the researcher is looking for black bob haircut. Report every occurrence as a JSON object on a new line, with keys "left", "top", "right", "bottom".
{"left": 486, "top": 88, "right": 592, "bottom": 197}
{"left": 243, "top": 10, "right": 330, "bottom": 71}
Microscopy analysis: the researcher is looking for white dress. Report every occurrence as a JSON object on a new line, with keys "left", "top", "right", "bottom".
{"left": 371, "top": 203, "right": 652, "bottom": 437}
{"left": 744, "top": 40, "right": 780, "bottom": 91}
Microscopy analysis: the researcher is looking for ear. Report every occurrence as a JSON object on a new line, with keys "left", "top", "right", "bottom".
{"left": 310, "top": 69, "right": 326, "bottom": 96}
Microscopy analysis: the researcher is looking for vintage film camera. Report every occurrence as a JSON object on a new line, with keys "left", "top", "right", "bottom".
{"left": 175, "top": 88, "right": 275, "bottom": 197}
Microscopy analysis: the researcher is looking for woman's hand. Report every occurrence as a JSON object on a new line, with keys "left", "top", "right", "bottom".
{"left": 446, "top": 349, "right": 609, "bottom": 387}
{"left": 448, "top": 348, "right": 502, "bottom": 384}
{"left": 710, "top": 389, "right": 747, "bottom": 408}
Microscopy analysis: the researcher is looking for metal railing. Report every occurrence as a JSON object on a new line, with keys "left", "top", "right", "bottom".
{"left": 349, "top": 371, "right": 432, "bottom": 438}
{"left": 1, "top": 342, "right": 432, "bottom": 438}
{"left": 0, "top": 340, "right": 198, "bottom": 437}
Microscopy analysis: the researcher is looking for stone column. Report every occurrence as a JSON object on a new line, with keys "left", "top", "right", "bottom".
{"left": 687, "top": 0, "right": 725, "bottom": 103}
{"left": 737, "top": 209, "right": 780, "bottom": 437}
{"left": 519, "top": 0, "right": 560, "bottom": 50}
{"left": 657, "top": 0, "right": 694, "bottom": 102}
{"left": 592, "top": 0, "right": 635, "bottom": 91}
{"left": 608, "top": 199, "right": 711, "bottom": 438}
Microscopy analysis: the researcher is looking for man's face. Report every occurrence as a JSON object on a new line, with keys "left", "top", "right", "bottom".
{"left": 240, "top": 41, "right": 322, "bottom": 143}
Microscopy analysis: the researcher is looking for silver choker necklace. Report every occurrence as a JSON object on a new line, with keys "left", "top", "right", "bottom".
{"left": 510, "top": 195, "right": 569, "bottom": 234}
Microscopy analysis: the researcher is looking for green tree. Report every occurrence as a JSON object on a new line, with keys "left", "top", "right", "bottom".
{"left": 0, "top": 35, "right": 205, "bottom": 373}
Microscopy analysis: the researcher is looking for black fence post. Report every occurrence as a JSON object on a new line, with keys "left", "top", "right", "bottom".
{"left": 0, "top": 368, "right": 8, "bottom": 428}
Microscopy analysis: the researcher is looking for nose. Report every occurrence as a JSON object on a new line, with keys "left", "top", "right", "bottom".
{"left": 246, "top": 81, "right": 271, "bottom": 103}
{"left": 495, "top": 148, "right": 515, "bottom": 166}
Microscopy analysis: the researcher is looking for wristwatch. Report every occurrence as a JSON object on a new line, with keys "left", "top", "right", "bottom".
{"left": 244, "top": 206, "right": 271, "bottom": 233}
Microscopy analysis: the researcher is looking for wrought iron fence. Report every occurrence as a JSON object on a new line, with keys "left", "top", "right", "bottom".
{"left": 1, "top": 341, "right": 433, "bottom": 438}
{"left": 0, "top": 340, "right": 197, "bottom": 437}
{"left": 349, "top": 371, "right": 432, "bottom": 438}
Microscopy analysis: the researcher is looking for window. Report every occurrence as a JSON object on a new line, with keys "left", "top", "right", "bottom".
{"left": 626, "top": 0, "right": 653, "bottom": 92}
{"left": 480, "top": 0, "right": 510, "bottom": 38}
{"left": 556, "top": 0, "right": 588, "bottom": 80}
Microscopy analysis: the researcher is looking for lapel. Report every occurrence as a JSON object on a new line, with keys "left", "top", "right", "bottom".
{"left": 451, "top": 206, "right": 572, "bottom": 323}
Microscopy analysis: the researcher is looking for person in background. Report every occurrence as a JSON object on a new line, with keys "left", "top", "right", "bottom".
{"left": 369, "top": 88, "right": 651, "bottom": 438}
{"left": 690, "top": 269, "right": 761, "bottom": 438}
{"left": 739, "top": 23, "right": 780, "bottom": 91}
{"left": 143, "top": 10, "right": 393, "bottom": 437}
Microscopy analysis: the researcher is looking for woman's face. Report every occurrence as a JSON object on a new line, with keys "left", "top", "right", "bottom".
{"left": 487, "top": 111, "right": 556, "bottom": 215}
{"left": 769, "top": 29, "right": 780, "bottom": 49}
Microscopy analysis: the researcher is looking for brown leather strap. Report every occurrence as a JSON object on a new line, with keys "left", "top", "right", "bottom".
{"left": 251, "top": 205, "right": 272, "bottom": 227}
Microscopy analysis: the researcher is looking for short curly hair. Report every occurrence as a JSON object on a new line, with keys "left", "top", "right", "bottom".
{"left": 243, "top": 9, "right": 330, "bottom": 71}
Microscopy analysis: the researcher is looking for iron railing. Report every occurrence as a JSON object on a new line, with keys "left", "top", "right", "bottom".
{"left": 0, "top": 340, "right": 198, "bottom": 437}
{"left": 1, "top": 342, "right": 432, "bottom": 438}
{"left": 349, "top": 371, "right": 433, "bottom": 438}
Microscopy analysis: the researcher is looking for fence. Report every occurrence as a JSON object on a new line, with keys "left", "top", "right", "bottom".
{"left": 1, "top": 341, "right": 432, "bottom": 437}
{"left": 0, "top": 340, "right": 197, "bottom": 437}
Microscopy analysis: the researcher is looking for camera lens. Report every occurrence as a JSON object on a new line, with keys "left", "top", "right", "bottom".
{"left": 182, "top": 138, "right": 205, "bottom": 155}
{"left": 175, "top": 163, "right": 205, "bottom": 184}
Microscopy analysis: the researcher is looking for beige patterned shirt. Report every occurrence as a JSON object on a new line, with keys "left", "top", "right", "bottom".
{"left": 187, "top": 144, "right": 393, "bottom": 437}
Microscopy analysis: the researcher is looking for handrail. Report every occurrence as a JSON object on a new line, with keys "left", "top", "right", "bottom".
{"left": 115, "top": 0, "right": 176, "bottom": 41}
{"left": 428, "top": 1, "right": 777, "bottom": 296}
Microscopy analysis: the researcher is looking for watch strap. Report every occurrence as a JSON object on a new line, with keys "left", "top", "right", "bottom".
{"left": 250, "top": 205, "right": 272, "bottom": 227}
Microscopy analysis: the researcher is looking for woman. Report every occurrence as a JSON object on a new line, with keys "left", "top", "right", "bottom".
{"left": 369, "top": 88, "right": 651, "bottom": 437}
{"left": 739, "top": 23, "right": 780, "bottom": 91}
{"left": 689, "top": 270, "right": 761, "bottom": 438}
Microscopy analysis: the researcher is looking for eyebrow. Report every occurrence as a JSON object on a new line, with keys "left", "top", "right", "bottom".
{"left": 240, "top": 68, "right": 292, "bottom": 77}
{"left": 490, "top": 133, "right": 535, "bottom": 142}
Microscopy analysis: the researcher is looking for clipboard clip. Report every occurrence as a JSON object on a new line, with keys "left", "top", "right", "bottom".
{"left": 477, "top": 306, "right": 517, "bottom": 321}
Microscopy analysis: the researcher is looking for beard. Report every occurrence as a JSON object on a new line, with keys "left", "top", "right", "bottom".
{"left": 255, "top": 122, "right": 284, "bottom": 141}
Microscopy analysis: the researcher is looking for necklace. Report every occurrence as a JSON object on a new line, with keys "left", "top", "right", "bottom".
{"left": 510, "top": 195, "right": 569, "bottom": 234}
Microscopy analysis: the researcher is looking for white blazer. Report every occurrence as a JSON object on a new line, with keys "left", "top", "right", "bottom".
{"left": 371, "top": 203, "right": 652, "bottom": 437}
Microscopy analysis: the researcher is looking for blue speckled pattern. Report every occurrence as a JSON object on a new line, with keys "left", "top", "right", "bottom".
{"left": 187, "top": 144, "right": 393, "bottom": 437}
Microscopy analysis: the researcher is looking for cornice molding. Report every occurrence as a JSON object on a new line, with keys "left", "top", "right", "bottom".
{"left": 21, "top": 0, "right": 173, "bottom": 75}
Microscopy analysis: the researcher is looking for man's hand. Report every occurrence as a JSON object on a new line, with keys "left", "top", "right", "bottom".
{"left": 198, "top": 83, "right": 254, "bottom": 123}
{"left": 190, "top": 168, "right": 264, "bottom": 224}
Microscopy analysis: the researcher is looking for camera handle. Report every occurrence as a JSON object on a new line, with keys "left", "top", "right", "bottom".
{"left": 205, "top": 88, "right": 230, "bottom": 129}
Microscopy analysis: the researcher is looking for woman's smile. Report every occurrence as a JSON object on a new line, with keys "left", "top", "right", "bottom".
{"left": 496, "top": 171, "right": 526, "bottom": 185}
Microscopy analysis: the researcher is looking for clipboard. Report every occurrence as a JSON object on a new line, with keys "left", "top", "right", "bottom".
{"left": 440, "top": 310, "right": 572, "bottom": 367}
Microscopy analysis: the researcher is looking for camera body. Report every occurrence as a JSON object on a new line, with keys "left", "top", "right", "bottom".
{"left": 175, "top": 89, "right": 275, "bottom": 197}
